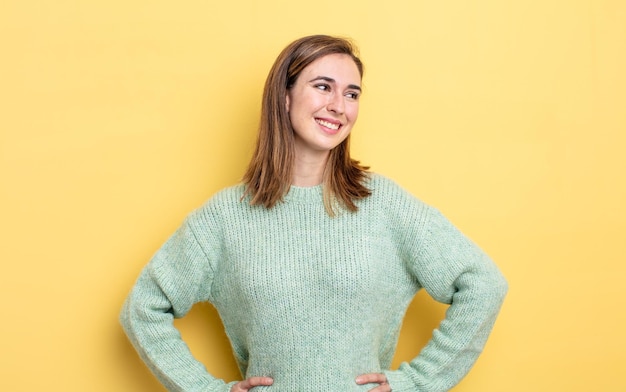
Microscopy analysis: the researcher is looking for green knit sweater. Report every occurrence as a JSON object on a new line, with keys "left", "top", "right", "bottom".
{"left": 120, "top": 174, "right": 507, "bottom": 392}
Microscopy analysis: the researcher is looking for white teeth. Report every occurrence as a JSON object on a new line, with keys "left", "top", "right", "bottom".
{"left": 316, "top": 119, "right": 340, "bottom": 130}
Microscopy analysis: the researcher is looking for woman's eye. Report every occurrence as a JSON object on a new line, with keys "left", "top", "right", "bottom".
{"left": 315, "top": 84, "right": 330, "bottom": 91}
{"left": 346, "top": 92, "right": 359, "bottom": 100}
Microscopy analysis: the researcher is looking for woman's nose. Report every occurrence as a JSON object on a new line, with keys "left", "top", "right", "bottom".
{"left": 327, "top": 93, "right": 345, "bottom": 114}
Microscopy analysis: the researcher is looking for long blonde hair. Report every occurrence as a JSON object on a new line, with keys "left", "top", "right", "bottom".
{"left": 243, "top": 35, "right": 371, "bottom": 215}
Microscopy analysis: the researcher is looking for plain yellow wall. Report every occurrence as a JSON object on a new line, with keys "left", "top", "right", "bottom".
{"left": 1, "top": 1, "right": 624, "bottom": 390}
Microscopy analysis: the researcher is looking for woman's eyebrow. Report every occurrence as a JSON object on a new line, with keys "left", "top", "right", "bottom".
{"left": 308, "top": 76, "right": 361, "bottom": 91}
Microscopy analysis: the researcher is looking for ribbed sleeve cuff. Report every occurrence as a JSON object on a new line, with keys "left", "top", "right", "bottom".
{"left": 205, "top": 379, "right": 238, "bottom": 392}
{"left": 384, "top": 369, "right": 418, "bottom": 392}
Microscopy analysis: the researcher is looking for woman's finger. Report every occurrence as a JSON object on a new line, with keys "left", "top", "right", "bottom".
{"left": 355, "top": 373, "right": 391, "bottom": 392}
{"left": 231, "top": 376, "right": 274, "bottom": 391}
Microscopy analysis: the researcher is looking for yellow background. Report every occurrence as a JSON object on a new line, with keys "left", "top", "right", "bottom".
{"left": 1, "top": 0, "right": 624, "bottom": 390}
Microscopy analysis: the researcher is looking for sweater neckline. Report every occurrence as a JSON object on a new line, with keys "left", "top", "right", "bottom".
{"left": 284, "top": 184, "right": 323, "bottom": 203}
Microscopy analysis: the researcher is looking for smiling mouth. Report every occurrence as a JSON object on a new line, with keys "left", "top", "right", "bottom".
{"left": 315, "top": 118, "right": 341, "bottom": 131}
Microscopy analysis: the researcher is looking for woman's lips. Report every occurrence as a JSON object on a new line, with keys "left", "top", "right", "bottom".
{"left": 315, "top": 118, "right": 341, "bottom": 132}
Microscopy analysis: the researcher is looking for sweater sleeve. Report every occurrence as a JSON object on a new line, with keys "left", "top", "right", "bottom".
{"left": 119, "top": 207, "right": 237, "bottom": 392}
{"left": 384, "top": 205, "right": 508, "bottom": 392}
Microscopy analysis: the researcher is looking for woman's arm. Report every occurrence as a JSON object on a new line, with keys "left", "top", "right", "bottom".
{"left": 120, "top": 212, "right": 237, "bottom": 392}
{"left": 384, "top": 207, "right": 508, "bottom": 392}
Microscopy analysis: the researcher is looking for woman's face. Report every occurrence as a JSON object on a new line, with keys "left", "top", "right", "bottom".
{"left": 286, "top": 53, "right": 361, "bottom": 159}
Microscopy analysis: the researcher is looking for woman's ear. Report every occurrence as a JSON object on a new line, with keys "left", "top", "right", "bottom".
{"left": 285, "top": 93, "right": 290, "bottom": 113}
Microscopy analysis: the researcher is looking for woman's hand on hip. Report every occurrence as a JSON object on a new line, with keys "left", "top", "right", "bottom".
{"left": 355, "top": 373, "right": 392, "bottom": 392}
{"left": 230, "top": 376, "right": 274, "bottom": 391}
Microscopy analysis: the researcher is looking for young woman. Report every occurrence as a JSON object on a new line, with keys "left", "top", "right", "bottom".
{"left": 120, "top": 35, "right": 508, "bottom": 392}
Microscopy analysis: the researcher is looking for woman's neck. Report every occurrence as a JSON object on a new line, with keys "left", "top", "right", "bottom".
{"left": 292, "top": 151, "right": 329, "bottom": 187}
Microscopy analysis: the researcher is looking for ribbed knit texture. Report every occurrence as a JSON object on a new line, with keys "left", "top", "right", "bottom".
{"left": 120, "top": 174, "right": 507, "bottom": 392}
